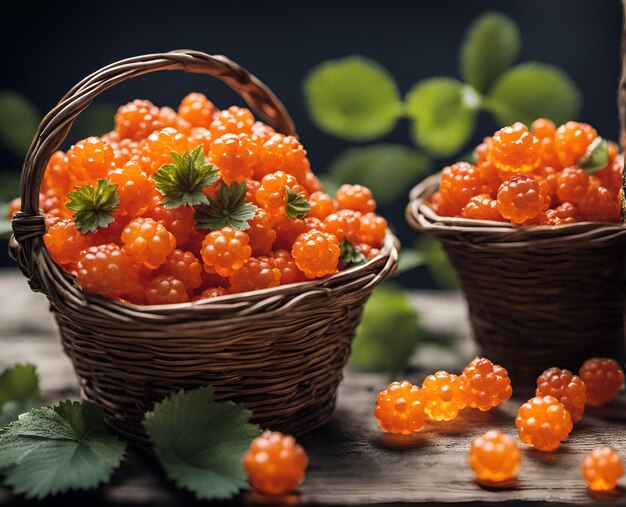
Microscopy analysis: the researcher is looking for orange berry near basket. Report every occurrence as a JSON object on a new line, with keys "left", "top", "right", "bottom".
{"left": 374, "top": 380, "right": 425, "bottom": 434}
{"left": 474, "top": 138, "right": 491, "bottom": 165}
{"left": 141, "top": 127, "right": 188, "bottom": 174}
{"left": 253, "top": 134, "right": 310, "bottom": 183}
{"left": 201, "top": 227, "right": 252, "bottom": 277}
{"left": 538, "top": 137, "right": 562, "bottom": 169}
{"left": 477, "top": 161, "right": 502, "bottom": 197}
{"left": 461, "top": 194, "right": 505, "bottom": 222}
{"left": 246, "top": 208, "right": 277, "bottom": 256}
{"left": 322, "top": 209, "right": 361, "bottom": 243}
{"left": 357, "top": 212, "right": 387, "bottom": 247}
{"left": 244, "top": 431, "right": 308, "bottom": 496}
{"left": 42, "top": 151, "right": 72, "bottom": 196}
{"left": 273, "top": 215, "right": 307, "bottom": 251}
{"left": 67, "top": 136, "right": 115, "bottom": 185}
{"left": 269, "top": 249, "right": 306, "bottom": 285}
{"left": 596, "top": 159, "right": 623, "bottom": 196}
{"left": 77, "top": 243, "right": 139, "bottom": 298}
{"left": 356, "top": 243, "right": 380, "bottom": 260}
{"left": 531, "top": 118, "right": 556, "bottom": 139}
{"left": 468, "top": 430, "right": 522, "bottom": 483}
{"left": 187, "top": 127, "right": 213, "bottom": 155}
{"left": 582, "top": 447, "right": 624, "bottom": 491}
{"left": 114, "top": 99, "right": 164, "bottom": 141}
{"left": 308, "top": 191, "right": 337, "bottom": 220}
{"left": 121, "top": 217, "right": 177, "bottom": 269}
{"left": 496, "top": 174, "right": 551, "bottom": 224}
{"left": 178, "top": 92, "right": 216, "bottom": 129}
{"left": 487, "top": 122, "right": 541, "bottom": 173}
{"left": 579, "top": 358, "right": 625, "bottom": 407}
{"left": 553, "top": 202, "right": 581, "bottom": 222}
{"left": 192, "top": 286, "right": 229, "bottom": 300}
{"left": 578, "top": 178, "right": 621, "bottom": 223}
{"left": 461, "top": 357, "right": 512, "bottom": 411}
{"left": 536, "top": 367, "right": 587, "bottom": 422}
{"left": 256, "top": 171, "right": 308, "bottom": 218}
{"left": 107, "top": 161, "right": 154, "bottom": 216}
{"left": 210, "top": 105, "right": 255, "bottom": 137}
{"left": 44, "top": 219, "right": 92, "bottom": 266}
{"left": 556, "top": 167, "right": 590, "bottom": 204}
{"left": 144, "top": 274, "right": 189, "bottom": 304}
{"left": 421, "top": 370, "right": 468, "bottom": 421}
{"left": 159, "top": 249, "right": 203, "bottom": 291}
{"left": 438, "top": 162, "right": 487, "bottom": 215}
{"left": 251, "top": 120, "right": 277, "bottom": 143}
{"left": 335, "top": 184, "right": 376, "bottom": 213}
{"left": 533, "top": 165, "right": 559, "bottom": 200}
{"left": 554, "top": 121, "right": 598, "bottom": 167}
{"left": 209, "top": 133, "right": 257, "bottom": 184}
{"left": 143, "top": 197, "right": 196, "bottom": 246}
{"left": 229, "top": 256, "right": 281, "bottom": 293}
{"left": 515, "top": 395, "right": 573, "bottom": 451}
{"left": 303, "top": 170, "right": 323, "bottom": 194}
{"left": 291, "top": 230, "right": 340, "bottom": 279}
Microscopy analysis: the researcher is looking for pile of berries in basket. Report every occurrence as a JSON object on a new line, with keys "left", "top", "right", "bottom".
{"left": 8, "top": 94, "right": 388, "bottom": 304}
{"left": 428, "top": 119, "right": 623, "bottom": 225}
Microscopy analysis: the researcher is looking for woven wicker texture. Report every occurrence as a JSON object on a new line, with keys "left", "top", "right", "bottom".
{"left": 10, "top": 50, "right": 399, "bottom": 445}
{"left": 407, "top": 173, "right": 626, "bottom": 392}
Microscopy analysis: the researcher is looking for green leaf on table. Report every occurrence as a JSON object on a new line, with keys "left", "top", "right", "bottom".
{"left": 460, "top": 12, "right": 521, "bottom": 93}
{"left": 0, "top": 401, "right": 126, "bottom": 499}
{"left": 484, "top": 63, "right": 581, "bottom": 126}
{"left": 405, "top": 78, "right": 479, "bottom": 156}
{"left": 285, "top": 186, "right": 310, "bottom": 219}
{"left": 66, "top": 179, "right": 119, "bottom": 233}
{"left": 0, "top": 91, "right": 40, "bottom": 157}
{"left": 303, "top": 55, "right": 403, "bottom": 141}
{"left": 577, "top": 137, "right": 609, "bottom": 174}
{"left": 396, "top": 248, "right": 424, "bottom": 274}
{"left": 0, "top": 364, "right": 40, "bottom": 406}
{"left": 194, "top": 180, "right": 257, "bottom": 231}
{"left": 71, "top": 103, "right": 116, "bottom": 139}
{"left": 144, "top": 386, "right": 261, "bottom": 501}
{"left": 327, "top": 144, "right": 432, "bottom": 204}
{"left": 417, "top": 236, "right": 458, "bottom": 290}
{"left": 350, "top": 283, "right": 421, "bottom": 375}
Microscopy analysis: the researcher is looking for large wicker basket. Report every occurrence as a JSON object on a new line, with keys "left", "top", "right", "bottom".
{"left": 9, "top": 50, "right": 399, "bottom": 445}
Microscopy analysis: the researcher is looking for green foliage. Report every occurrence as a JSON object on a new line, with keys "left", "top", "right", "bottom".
{"left": 304, "top": 56, "right": 403, "bottom": 141}
{"left": 194, "top": 180, "right": 257, "bottom": 231}
{"left": 0, "top": 91, "right": 40, "bottom": 157}
{"left": 152, "top": 146, "right": 219, "bottom": 208}
{"left": 0, "top": 401, "right": 126, "bottom": 499}
{"left": 71, "top": 103, "right": 116, "bottom": 139}
{"left": 485, "top": 63, "right": 581, "bottom": 126}
{"left": 339, "top": 238, "right": 367, "bottom": 267}
{"left": 460, "top": 12, "right": 520, "bottom": 93}
{"left": 326, "top": 144, "right": 432, "bottom": 205}
{"left": 577, "top": 137, "right": 609, "bottom": 174}
{"left": 285, "top": 186, "right": 310, "bottom": 219}
{"left": 417, "top": 236, "right": 458, "bottom": 290}
{"left": 66, "top": 179, "right": 120, "bottom": 233}
{"left": 396, "top": 248, "right": 424, "bottom": 274}
{"left": 0, "top": 364, "right": 41, "bottom": 428}
{"left": 144, "top": 387, "right": 261, "bottom": 501}
{"left": 406, "top": 79, "right": 479, "bottom": 156}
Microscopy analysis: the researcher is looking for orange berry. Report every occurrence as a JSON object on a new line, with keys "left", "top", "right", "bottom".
{"left": 439, "top": 162, "right": 487, "bottom": 215}
{"left": 209, "top": 133, "right": 257, "bottom": 184}
{"left": 596, "top": 160, "right": 623, "bottom": 196}
{"left": 192, "top": 286, "right": 229, "bottom": 300}
{"left": 200, "top": 227, "right": 252, "bottom": 277}
{"left": 531, "top": 118, "right": 556, "bottom": 139}
{"left": 534, "top": 165, "right": 559, "bottom": 201}
{"left": 121, "top": 217, "right": 177, "bottom": 269}
{"left": 114, "top": 99, "right": 164, "bottom": 141}
{"left": 256, "top": 171, "right": 307, "bottom": 218}
{"left": 44, "top": 219, "right": 92, "bottom": 266}
{"left": 515, "top": 395, "right": 573, "bottom": 451}
{"left": 469, "top": 430, "right": 522, "bottom": 483}
{"left": 269, "top": 249, "right": 306, "bottom": 285}
{"left": 461, "top": 357, "right": 512, "bottom": 411}
{"left": 42, "top": 151, "right": 72, "bottom": 196}
{"left": 229, "top": 256, "right": 281, "bottom": 293}
{"left": 143, "top": 197, "right": 196, "bottom": 246}
{"left": 308, "top": 191, "right": 337, "bottom": 220}
{"left": 556, "top": 167, "right": 590, "bottom": 204}
{"left": 245, "top": 179, "right": 261, "bottom": 206}
{"left": 273, "top": 215, "right": 306, "bottom": 251}
{"left": 475, "top": 138, "right": 491, "bottom": 164}
{"left": 144, "top": 274, "right": 189, "bottom": 305}
{"left": 538, "top": 137, "right": 562, "bottom": 169}
{"left": 303, "top": 170, "right": 323, "bottom": 194}
{"left": 358, "top": 212, "right": 387, "bottom": 247}
{"left": 374, "top": 380, "right": 425, "bottom": 434}
{"left": 356, "top": 243, "right": 380, "bottom": 260}
{"left": 141, "top": 127, "right": 188, "bottom": 174}
{"left": 77, "top": 243, "right": 139, "bottom": 298}
{"left": 554, "top": 121, "right": 598, "bottom": 167}
{"left": 496, "top": 175, "right": 550, "bottom": 224}
{"left": 67, "top": 137, "right": 115, "bottom": 185}
{"left": 335, "top": 184, "right": 376, "bottom": 213}
{"left": 254, "top": 134, "right": 310, "bottom": 183}
{"left": 421, "top": 370, "right": 468, "bottom": 421}
{"left": 210, "top": 106, "right": 254, "bottom": 137}
{"left": 178, "top": 92, "right": 216, "bottom": 129}
{"left": 251, "top": 121, "right": 277, "bottom": 143}
{"left": 322, "top": 209, "right": 361, "bottom": 243}
{"left": 244, "top": 431, "right": 308, "bottom": 496}
{"left": 461, "top": 194, "right": 505, "bottom": 222}
{"left": 582, "top": 447, "right": 624, "bottom": 491}
{"left": 107, "top": 161, "right": 154, "bottom": 216}
{"left": 536, "top": 367, "right": 587, "bottom": 422}
{"left": 159, "top": 249, "right": 203, "bottom": 291}
{"left": 488, "top": 122, "right": 541, "bottom": 173}
{"left": 578, "top": 178, "right": 621, "bottom": 222}
{"left": 246, "top": 208, "right": 277, "bottom": 256}
{"left": 291, "top": 230, "right": 340, "bottom": 278}
{"left": 579, "top": 358, "right": 625, "bottom": 407}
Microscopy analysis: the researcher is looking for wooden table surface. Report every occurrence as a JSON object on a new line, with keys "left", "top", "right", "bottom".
{"left": 0, "top": 268, "right": 624, "bottom": 506}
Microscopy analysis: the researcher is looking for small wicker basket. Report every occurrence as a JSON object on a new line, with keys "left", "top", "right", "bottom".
{"left": 10, "top": 50, "right": 399, "bottom": 445}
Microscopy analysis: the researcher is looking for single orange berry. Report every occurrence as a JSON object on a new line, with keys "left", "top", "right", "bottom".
{"left": 578, "top": 178, "right": 621, "bottom": 223}
{"left": 531, "top": 118, "right": 556, "bottom": 139}
{"left": 256, "top": 171, "right": 307, "bottom": 218}
{"left": 488, "top": 122, "right": 541, "bottom": 173}
{"left": 210, "top": 133, "right": 257, "bottom": 184}
{"left": 579, "top": 358, "right": 625, "bottom": 407}
{"left": 44, "top": 219, "right": 92, "bottom": 266}
{"left": 556, "top": 167, "right": 590, "bottom": 204}
{"left": 536, "top": 367, "right": 586, "bottom": 422}
{"left": 210, "top": 106, "right": 255, "bottom": 137}
{"left": 178, "top": 92, "right": 216, "bottom": 129}
{"left": 554, "top": 121, "right": 598, "bottom": 167}
{"left": 121, "top": 217, "right": 177, "bottom": 269}
{"left": 143, "top": 197, "right": 196, "bottom": 246}
{"left": 200, "top": 227, "right": 252, "bottom": 277}
{"left": 77, "top": 243, "right": 139, "bottom": 298}
{"left": 269, "top": 249, "right": 306, "bottom": 285}
{"left": 421, "top": 370, "right": 468, "bottom": 421}
{"left": 67, "top": 137, "right": 115, "bottom": 185}
{"left": 374, "top": 380, "right": 425, "bottom": 434}
{"left": 291, "top": 229, "right": 340, "bottom": 279}
{"left": 515, "top": 395, "right": 573, "bottom": 451}
{"left": 496, "top": 175, "right": 551, "bottom": 224}
{"left": 42, "top": 151, "right": 72, "bottom": 196}
{"left": 246, "top": 208, "right": 277, "bottom": 256}
{"left": 461, "top": 194, "right": 505, "bottom": 222}
{"left": 357, "top": 212, "right": 387, "bottom": 247}
{"left": 335, "top": 184, "right": 376, "bottom": 213}
{"left": 141, "top": 127, "right": 188, "bottom": 174}
{"left": 144, "top": 274, "right": 189, "bottom": 305}
{"left": 228, "top": 256, "right": 281, "bottom": 293}
{"left": 187, "top": 127, "right": 213, "bottom": 155}
{"left": 114, "top": 99, "right": 164, "bottom": 141}
{"left": 461, "top": 357, "right": 512, "bottom": 411}
{"left": 439, "top": 162, "right": 487, "bottom": 215}
{"left": 582, "top": 447, "right": 624, "bottom": 491}
{"left": 254, "top": 134, "right": 310, "bottom": 183}
{"left": 468, "top": 430, "right": 522, "bottom": 483}
{"left": 107, "top": 161, "right": 154, "bottom": 216}
{"left": 159, "top": 249, "right": 203, "bottom": 291}
{"left": 322, "top": 209, "right": 361, "bottom": 243}
{"left": 308, "top": 191, "right": 337, "bottom": 220}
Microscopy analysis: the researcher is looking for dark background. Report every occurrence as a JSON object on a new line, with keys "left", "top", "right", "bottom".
{"left": 1, "top": 0, "right": 623, "bottom": 277}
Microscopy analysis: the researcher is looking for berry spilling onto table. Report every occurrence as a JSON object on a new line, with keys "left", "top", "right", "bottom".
{"left": 429, "top": 119, "right": 623, "bottom": 225}
{"left": 15, "top": 94, "right": 388, "bottom": 304}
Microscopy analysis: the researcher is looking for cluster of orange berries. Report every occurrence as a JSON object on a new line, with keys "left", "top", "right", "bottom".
{"left": 375, "top": 357, "right": 625, "bottom": 490}
{"left": 8, "top": 94, "right": 388, "bottom": 304}
{"left": 429, "top": 119, "right": 623, "bottom": 225}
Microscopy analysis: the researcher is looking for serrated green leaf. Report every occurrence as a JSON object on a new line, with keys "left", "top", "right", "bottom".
{"left": 66, "top": 179, "right": 119, "bottom": 233}
{"left": 0, "top": 401, "right": 126, "bottom": 500}
{"left": 406, "top": 78, "right": 479, "bottom": 156}
{"left": 460, "top": 12, "right": 521, "bottom": 93}
{"left": 350, "top": 283, "right": 421, "bottom": 375}
{"left": 0, "top": 364, "right": 40, "bottom": 406}
{"left": 577, "top": 137, "right": 609, "bottom": 174}
{"left": 339, "top": 238, "right": 367, "bottom": 267}
{"left": 144, "top": 387, "right": 261, "bottom": 501}
{"left": 417, "top": 236, "right": 458, "bottom": 290}
{"left": 152, "top": 146, "right": 218, "bottom": 208}
{"left": 327, "top": 144, "right": 432, "bottom": 205}
{"left": 0, "top": 91, "right": 40, "bottom": 157}
{"left": 194, "top": 180, "right": 257, "bottom": 231}
{"left": 396, "top": 248, "right": 424, "bottom": 274}
{"left": 484, "top": 63, "right": 581, "bottom": 126}
{"left": 285, "top": 186, "right": 310, "bottom": 219}
{"left": 0, "top": 400, "right": 40, "bottom": 428}
{"left": 304, "top": 55, "right": 403, "bottom": 141}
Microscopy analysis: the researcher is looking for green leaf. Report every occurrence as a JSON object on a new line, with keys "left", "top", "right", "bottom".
{"left": 66, "top": 179, "right": 119, "bottom": 233}
{"left": 285, "top": 186, "right": 310, "bottom": 219}
{"left": 339, "top": 238, "right": 367, "bottom": 267}
{"left": 417, "top": 236, "right": 458, "bottom": 290}
{"left": 460, "top": 12, "right": 521, "bottom": 93}
{"left": 0, "top": 401, "right": 126, "bottom": 499}
{"left": 405, "top": 78, "right": 479, "bottom": 156}
{"left": 144, "top": 386, "right": 261, "bottom": 501}
{"left": 484, "top": 63, "right": 581, "bottom": 126}
{"left": 0, "top": 400, "right": 40, "bottom": 428}
{"left": 194, "top": 180, "right": 257, "bottom": 231}
{"left": 396, "top": 248, "right": 424, "bottom": 274}
{"left": 0, "top": 91, "right": 40, "bottom": 157}
{"left": 303, "top": 55, "right": 403, "bottom": 141}
{"left": 350, "top": 283, "right": 421, "bottom": 375}
{"left": 71, "top": 103, "right": 116, "bottom": 139}
{"left": 152, "top": 146, "right": 219, "bottom": 208}
{"left": 0, "top": 364, "right": 40, "bottom": 406}
{"left": 577, "top": 137, "right": 609, "bottom": 174}
{"left": 327, "top": 144, "right": 432, "bottom": 205}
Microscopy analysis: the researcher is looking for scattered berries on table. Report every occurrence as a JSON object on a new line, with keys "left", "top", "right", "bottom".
{"left": 244, "top": 431, "right": 308, "bottom": 496}
{"left": 291, "top": 230, "right": 340, "bottom": 278}
{"left": 582, "top": 447, "right": 624, "bottom": 491}
{"left": 461, "top": 357, "right": 512, "bottom": 412}
{"left": 374, "top": 380, "right": 425, "bottom": 434}
{"left": 421, "top": 370, "right": 468, "bottom": 421}
{"left": 515, "top": 395, "right": 573, "bottom": 451}
{"left": 535, "top": 367, "right": 587, "bottom": 422}
{"left": 468, "top": 430, "right": 522, "bottom": 483}
{"left": 579, "top": 358, "right": 625, "bottom": 407}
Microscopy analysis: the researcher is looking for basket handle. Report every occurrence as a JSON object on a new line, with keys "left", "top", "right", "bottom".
{"left": 10, "top": 50, "right": 296, "bottom": 290}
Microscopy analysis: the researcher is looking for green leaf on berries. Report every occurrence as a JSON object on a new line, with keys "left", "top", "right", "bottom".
{"left": 66, "top": 179, "right": 119, "bottom": 233}
{"left": 0, "top": 401, "right": 126, "bottom": 499}
{"left": 303, "top": 55, "right": 403, "bottom": 141}
{"left": 577, "top": 137, "right": 609, "bottom": 174}
{"left": 339, "top": 239, "right": 367, "bottom": 267}
{"left": 194, "top": 180, "right": 257, "bottom": 231}
{"left": 144, "top": 387, "right": 261, "bottom": 501}
{"left": 152, "top": 146, "right": 219, "bottom": 208}
{"left": 285, "top": 186, "right": 310, "bottom": 219}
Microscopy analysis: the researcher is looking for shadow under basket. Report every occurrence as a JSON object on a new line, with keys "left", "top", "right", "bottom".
{"left": 10, "top": 50, "right": 399, "bottom": 446}
{"left": 407, "top": 173, "right": 626, "bottom": 393}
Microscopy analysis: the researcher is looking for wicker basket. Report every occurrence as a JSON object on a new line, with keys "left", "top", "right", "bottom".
{"left": 9, "top": 50, "right": 399, "bottom": 445}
